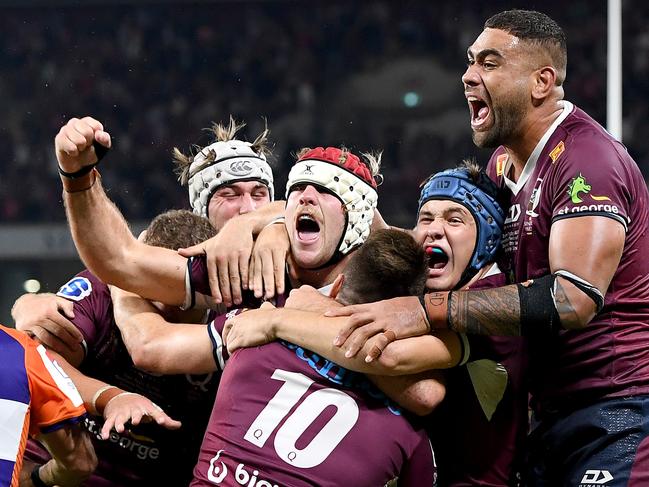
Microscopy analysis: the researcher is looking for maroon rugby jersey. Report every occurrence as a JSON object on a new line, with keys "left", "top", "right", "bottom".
{"left": 25, "top": 270, "right": 220, "bottom": 486}
{"left": 189, "top": 306, "right": 436, "bottom": 487}
{"left": 486, "top": 101, "right": 649, "bottom": 415}
{"left": 430, "top": 269, "right": 528, "bottom": 487}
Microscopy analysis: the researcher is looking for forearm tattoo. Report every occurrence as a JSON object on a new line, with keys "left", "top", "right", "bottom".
{"left": 448, "top": 285, "right": 522, "bottom": 336}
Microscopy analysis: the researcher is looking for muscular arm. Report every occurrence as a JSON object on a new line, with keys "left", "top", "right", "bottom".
{"left": 227, "top": 308, "right": 450, "bottom": 414}
{"left": 446, "top": 216, "right": 624, "bottom": 335}
{"left": 63, "top": 179, "right": 188, "bottom": 306}
{"left": 111, "top": 289, "right": 216, "bottom": 374}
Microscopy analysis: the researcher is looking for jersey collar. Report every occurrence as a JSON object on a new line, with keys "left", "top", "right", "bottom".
{"left": 502, "top": 100, "right": 574, "bottom": 196}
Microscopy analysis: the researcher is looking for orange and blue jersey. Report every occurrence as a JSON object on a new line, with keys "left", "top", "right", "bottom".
{"left": 0, "top": 325, "right": 86, "bottom": 487}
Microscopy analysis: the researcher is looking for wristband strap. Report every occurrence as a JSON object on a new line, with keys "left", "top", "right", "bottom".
{"left": 61, "top": 167, "right": 99, "bottom": 193}
{"left": 31, "top": 465, "right": 49, "bottom": 487}
{"left": 58, "top": 139, "right": 110, "bottom": 179}
{"left": 423, "top": 291, "right": 450, "bottom": 330}
{"left": 90, "top": 385, "right": 118, "bottom": 416}
{"left": 58, "top": 162, "right": 98, "bottom": 179}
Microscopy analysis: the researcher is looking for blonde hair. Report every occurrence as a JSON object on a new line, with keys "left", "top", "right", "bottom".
{"left": 173, "top": 116, "right": 271, "bottom": 186}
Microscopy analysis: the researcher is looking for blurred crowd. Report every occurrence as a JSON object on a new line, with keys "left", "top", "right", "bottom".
{"left": 1, "top": 0, "right": 647, "bottom": 227}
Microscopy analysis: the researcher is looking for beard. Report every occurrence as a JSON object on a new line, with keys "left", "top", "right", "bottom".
{"left": 472, "top": 93, "right": 526, "bottom": 148}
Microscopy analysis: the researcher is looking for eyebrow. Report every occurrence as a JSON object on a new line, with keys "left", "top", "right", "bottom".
{"left": 419, "top": 206, "right": 470, "bottom": 219}
{"left": 467, "top": 47, "right": 504, "bottom": 61}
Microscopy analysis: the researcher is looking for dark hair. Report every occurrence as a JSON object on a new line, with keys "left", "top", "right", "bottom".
{"left": 338, "top": 229, "right": 427, "bottom": 305}
{"left": 485, "top": 9, "right": 567, "bottom": 85}
{"left": 143, "top": 209, "right": 216, "bottom": 250}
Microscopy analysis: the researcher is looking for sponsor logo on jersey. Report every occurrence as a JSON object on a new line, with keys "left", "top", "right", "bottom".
{"left": 207, "top": 451, "right": 279, "bottom": 487}
{"left": 579, "top": 469, "right": 613, "bottom": 486}
{"left": 85, "top": 417, "right": 160, "bottom": 460}
{"left": 496, "top": 153, "right": 508, "bottom": 176}
{"left": 567, "top": 174, "right": 611, "bottom": 204}
{"left": 549, "top": 141, "right": 565, "bottom": 163}
{"left": 504, "top": 204, "right": 521, "bottom": 224}
{"left": 57, "top": 276, "right": 92, "bottom": 301}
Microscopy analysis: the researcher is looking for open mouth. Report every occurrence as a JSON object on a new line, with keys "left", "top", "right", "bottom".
{"left": 426, "top": 246, "right": 449, "bottom": 270}
{"left": 468, "top": 96, "right": 491, "bottom": 129}
{"left": 296, "top": 214, "right": 320, "bottom": 242}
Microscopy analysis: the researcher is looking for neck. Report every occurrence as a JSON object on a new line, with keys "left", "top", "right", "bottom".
{"left": 288, "top": 254, "right": 351, "bottom": 289}
{"left": 461, "top": 263, "right": 494, "bottom": 290}
{"left": 506, "top": 99, "right": 564, "bottom": 180}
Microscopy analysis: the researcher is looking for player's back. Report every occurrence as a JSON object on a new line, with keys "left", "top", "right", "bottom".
{"left": 191, "top": 341, "right": 434, "bottom": 487}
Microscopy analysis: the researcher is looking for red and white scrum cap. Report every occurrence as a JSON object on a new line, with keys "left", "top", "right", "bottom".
{"left": 188, "top": 140, "right": 274, "bottom": 218}
{"left": 286, "top": 147, "right": 379, "bottom": 255}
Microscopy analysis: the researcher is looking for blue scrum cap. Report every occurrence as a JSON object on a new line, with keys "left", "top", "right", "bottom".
{"left": 418, "top": 166, "right": 505, "bottom": 279}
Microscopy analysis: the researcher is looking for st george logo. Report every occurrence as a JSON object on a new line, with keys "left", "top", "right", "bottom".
{"left": 229, "top": 160, "right": 254, "bottom": 176}
{"left": 56, "top": 276, "right": 92, "bottom": 302}
{"left": 568, "top": 174, "right": 611, "bottom": 204}
{"left": 580, "top": 469, "right": 613, "bottom": 485}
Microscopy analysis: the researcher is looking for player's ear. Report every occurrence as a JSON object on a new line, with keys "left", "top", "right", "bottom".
{"left": 329, "top": 274, "right": 345, "bottom": 299}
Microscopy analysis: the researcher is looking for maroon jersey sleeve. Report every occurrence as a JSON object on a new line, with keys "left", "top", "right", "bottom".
{"left": 207, "top": 309, "right": 242, "bottom": 371}
{"left": 55, "top": 269, "right": 113, "bottom": 360}
{"left": 549, "top": 132, "right": 631, "bottom": 230}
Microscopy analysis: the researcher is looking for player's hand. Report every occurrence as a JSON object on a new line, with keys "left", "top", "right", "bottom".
{"left": 178, "top": 218, "right": 255, "bottom": 307}
{"left": 249, "top": 222, "right": 289, "bottom": 300}
{"left": 101, "top": 393, "right": 181, "bottom": 439}
{"left": 12, "top": 293, "right": 85, "bottom": 363}
{"left": 285, "top": 285, "right": 339, "bottom": 313}
{"left": 55, "top": 116, "right": 111, "bottom": 173}
{"left": 326, "top": 296, "right": 429, "bottom": 359}
{"left": 224, "top": 302, "right": 278, "bottom": 353}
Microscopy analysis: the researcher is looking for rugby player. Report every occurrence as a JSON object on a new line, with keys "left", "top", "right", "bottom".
{"left": 53, "top": 119, "right": 443, "bottom": 484}
{"left": 328, "top": 9, "right": 649, "bottom": 486}
{"left": 21, "top": 210, "right": 218, "bottom": 486}
{"left": 226, "top": 163, "right": 528, "bottom": 486}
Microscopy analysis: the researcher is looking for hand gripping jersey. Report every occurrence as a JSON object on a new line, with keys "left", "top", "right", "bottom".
{"left": 24, "top": 270, "right": 221, "bottom": 486}
{"left": 0, "top": 325, "right": 86, "bottom": 487}
{"left": 486, "top": 101, "right": 649, "bottom": 415}
{"left": 185, "top": 257, "right": 436, "bottom": 487}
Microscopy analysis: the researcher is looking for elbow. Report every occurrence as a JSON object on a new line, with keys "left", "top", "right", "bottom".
{"left": 411, "top": 390, "right": 446, "bottom": 417}
{"left": 128, "top": 341, "right": 165, "bottom": 374}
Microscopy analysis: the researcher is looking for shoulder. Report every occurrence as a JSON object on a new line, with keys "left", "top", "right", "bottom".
{"left": 56, "top": 269, "right": 109, "bottom": 303}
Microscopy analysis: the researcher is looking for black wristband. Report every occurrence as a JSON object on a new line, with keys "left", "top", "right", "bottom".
{"left": 31, "top": 465, "right": 50, "bottom": 487}
{"left": 58, "top": 140, "right": 110, "bottom": 179}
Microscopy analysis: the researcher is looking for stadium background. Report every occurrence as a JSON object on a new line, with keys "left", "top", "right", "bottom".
{"left": 1, "top": 0, "right": 647, "bottom": 325}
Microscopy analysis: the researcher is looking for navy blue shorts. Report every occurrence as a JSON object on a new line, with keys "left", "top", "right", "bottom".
{"left": 526, "top": 395, "right": 649, "bottom": 487}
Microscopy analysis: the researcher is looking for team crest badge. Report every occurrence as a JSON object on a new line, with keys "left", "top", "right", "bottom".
{"left": 496, "top": 153, "right": 508, "bottom": 176}
{"left": 57, "top": 276, "right": 92, "bottom": 301}
{"left": 549, "top": 141, "right": 565, "bottom": 163}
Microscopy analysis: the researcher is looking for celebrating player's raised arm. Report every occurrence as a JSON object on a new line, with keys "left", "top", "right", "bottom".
{"left": 56, "top": 117, "right": 189, "bottom": 306}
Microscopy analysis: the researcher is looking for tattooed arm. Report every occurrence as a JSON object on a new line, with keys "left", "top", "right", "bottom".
{"left": 330, "top": 216, "right": 625, "bottom": 358}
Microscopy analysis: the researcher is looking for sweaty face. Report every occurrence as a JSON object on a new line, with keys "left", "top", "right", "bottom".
{"left": 285, "top": 184, "right": 346, "bottom": 269}
{"left": 462, "top": 28, "right": 534, "bottom": 148}
{"left": 208, "top": 181, "right": 271, "bottom": 231}
{"left": 414, "top": 200, "right": 477, "bottom": 291}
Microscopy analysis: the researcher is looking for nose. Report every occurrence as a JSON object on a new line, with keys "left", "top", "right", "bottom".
{"left": 238, "top": 193, "right": 256, "bottom": 214}
{"left": 426, "top": 219, "right": 446, "bottom": 240}
{"left": 461, "top": 63, "right": 479, "bottom": 88}
{"left": 298, "top": 185, "right": 319, "bottom": 205}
